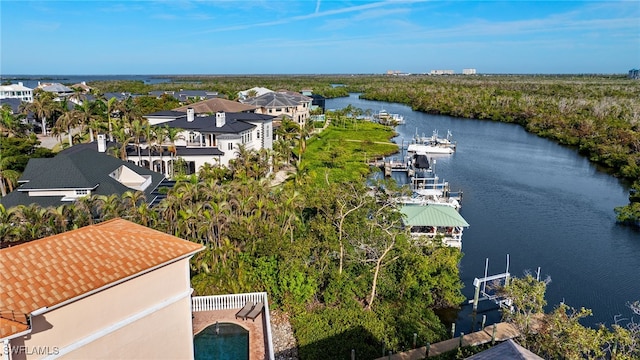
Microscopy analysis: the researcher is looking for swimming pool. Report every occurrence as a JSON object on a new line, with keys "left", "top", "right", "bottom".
{"left": 193, "top": 322, "right": 249, "bottom": 360}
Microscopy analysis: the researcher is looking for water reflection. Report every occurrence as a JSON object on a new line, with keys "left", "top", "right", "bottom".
{"left": 327, "top": 94, "right": 640, "bottom": 333}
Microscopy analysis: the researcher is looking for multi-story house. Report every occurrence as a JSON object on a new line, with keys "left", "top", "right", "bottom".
{"left": 140, "top": 98, "right": 275, "bottom": 176}
{"left": 0, "top": 82, "right": 33, "bottom": 103}
{"left": 242, "top": 91, "right": 312, "bottom": 126}
{"left": 0, "top": 219, "right": 203, "bottom": 360}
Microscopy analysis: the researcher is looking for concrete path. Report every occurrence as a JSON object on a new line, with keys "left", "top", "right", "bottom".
{"left": 36, "top": 134, "right": 62, "bottom": 149}
{"left": 374, "top": 322, "right": 520, "bottom": 360}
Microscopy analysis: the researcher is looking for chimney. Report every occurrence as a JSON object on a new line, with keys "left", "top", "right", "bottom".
{"left": 216, "top": 112, "right": 226, "bottom": 127}
{"left": 18, "top": 82, "right": 23, "bottom": 86}
{"left": 187, "top": 107, "right": 195, "bottom": 122}
{"left": 97, "top": 134, "right": 106, "bottom": 153}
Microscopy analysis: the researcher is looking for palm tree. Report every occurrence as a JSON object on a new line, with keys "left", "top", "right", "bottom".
{"left": 54, "top": 102, "right": 80, "bottom": 147}
{"left": 21, "top": 89, "right": 55, "bottom": 135}
{"left": 163, "top": 125, "right": 183, "bottom": 178}
{"left": 73, "top": 195, "right": 99, "bottom": 225}
{"left": 0, "top": 164, "right": 19, "bottom": 197}
{"left": 76, "top": 100, "right": 101, "bottom": 142}
{"left": 111, "top": 122, "right": 135, "bottom": 160}
{"left": 95, "top": 194, "right": 124, "bottom": 220}
{"left": 144, "top": 126, "right": 163, "bottom": 171}
{"left": 102, "top": 97, "right": 117, "bottom": 142}
{"left": 69, "top": 87, "right": 87, "bottom": 106}
{"left": 1, "top": 105, "right": 28, "bottom": 137}
{"left": 129, "top": 118, "right": 147, "bottom": 166}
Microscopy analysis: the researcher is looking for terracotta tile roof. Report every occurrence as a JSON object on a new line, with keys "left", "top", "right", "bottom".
{"left": 0, "top": 311, "right": 29, "bottom": 339}
{"left": 0, "top": 219, "right": 203, "bottom": 320}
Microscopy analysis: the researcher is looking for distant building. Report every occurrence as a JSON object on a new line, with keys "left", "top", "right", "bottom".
{"left": 386, "top": 70, "right": 411, "bottom": 76}
{"left": 301, "top": 89, "right": 326, "bottom": 113}
{"left": 71, "top": 81, "right": 92, "bottom": 93}
{"left": 242, "top": 91, "right": 312, "bottom": 127}
{"left": 0, "top": 82, "right": 33, "bottom": 103}
{"left": 148, "top": 90, "right": 218, "bottom": 102}
{"left": 629, "top": 69, "right": 640, "bottom": 79}
{"left": 36, "top": 82, "right": 74, "bottom": 97}
{"left": 463, "top": 68, "right": 477, "bottom": 75}
{"left": 430, "top": 70, "right": 455, "bottom": 75}
{"left": 237, "top": 87, "right": 274, "bottom": 101}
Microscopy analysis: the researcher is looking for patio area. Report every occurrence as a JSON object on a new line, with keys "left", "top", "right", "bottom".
{"left": 192, "top": 292, "right": 274, "bottom": 360}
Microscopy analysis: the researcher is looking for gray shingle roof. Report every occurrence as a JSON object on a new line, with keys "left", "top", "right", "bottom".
{"left": 164, "top": 115, "right": 255, "bottom": 134}
{"left": 242, "top": 92, "right": 301, "bottom": 107}
{"left": 0, "top": 98, "right": 23, "bottom": 113}
{"left": 146, "top": 110, "right": 187, "bottom": 118}
{"left": 0, "top": 148, "right": 165, "bottom": 209}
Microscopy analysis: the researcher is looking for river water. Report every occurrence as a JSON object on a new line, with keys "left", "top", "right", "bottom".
{"left": 326, "top": 94, "right": 640, "bottom": 334}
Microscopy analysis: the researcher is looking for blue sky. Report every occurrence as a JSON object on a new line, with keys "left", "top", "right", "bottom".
{"left": 1, "top": 1, "right": 638, "bottom": 75}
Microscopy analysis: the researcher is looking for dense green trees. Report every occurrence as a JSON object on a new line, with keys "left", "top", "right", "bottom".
{"left": 89, "top": 74, "right": 637, "bottom": 224}
{"left": 499, "top": 275, "right": 640, "bottom": 360}
{"left": 355, "top": 75, "right": 640, "bottom": 226}
{"left": 1, "top": 117, "right": 464, "bottom": 358}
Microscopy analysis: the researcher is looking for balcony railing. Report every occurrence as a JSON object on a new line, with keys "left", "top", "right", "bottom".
{"left": 192, "top": 292, "right": 274, "bottom": 360}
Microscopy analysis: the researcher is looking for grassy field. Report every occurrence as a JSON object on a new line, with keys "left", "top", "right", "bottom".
{"left": 301, "top": 119, "right": 398, "bottom": 185}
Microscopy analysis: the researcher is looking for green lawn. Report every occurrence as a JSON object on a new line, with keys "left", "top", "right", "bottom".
{"left": 301, "top": 120, "right": 399, "bottom": 185}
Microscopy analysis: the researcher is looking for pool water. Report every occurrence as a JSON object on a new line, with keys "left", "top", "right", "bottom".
{"left": 193, "top": 322, "right": 249, "bottom": 360}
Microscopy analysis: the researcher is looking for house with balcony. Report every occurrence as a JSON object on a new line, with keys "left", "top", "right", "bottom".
{"left": 0, "top": 219, "right": 203, "bottom": 360}
{"left": 0, "top": 82, "right": 33, "bottom": 103}
{"left": 140, "top": 99, "right": 274, "bottom": 176}
{"left": 241, "top": 91, "right": 312, "bottom": 127}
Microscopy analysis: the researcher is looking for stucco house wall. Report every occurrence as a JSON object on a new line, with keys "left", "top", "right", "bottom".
{"left": 7, "top": 259, "right": 194, "bottom": 360}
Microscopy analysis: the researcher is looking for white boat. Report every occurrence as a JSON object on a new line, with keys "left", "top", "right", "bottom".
{"left": 407, "top": 129, "right": 456, "bottom": 155}
{"left": 375, "top": 109, "right": 405, "bottom": 125}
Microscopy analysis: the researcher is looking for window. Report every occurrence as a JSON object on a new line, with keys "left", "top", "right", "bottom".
{"left": 257, "top": 130, "right": 260, "bottom": 139}
{"left": 75, "top": 189, "right": 88, "bottom": 195}
{"left": 228, "top": 143, "right": 233, "bottom": 150}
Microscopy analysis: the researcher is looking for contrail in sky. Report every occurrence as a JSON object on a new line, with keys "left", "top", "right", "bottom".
{"left": 315, "top": 0, "right": 321, "bottom": 14}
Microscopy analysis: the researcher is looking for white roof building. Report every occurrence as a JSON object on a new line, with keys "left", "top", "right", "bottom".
{"left": 0, "top": 82, "right": 33, "bottom": 103}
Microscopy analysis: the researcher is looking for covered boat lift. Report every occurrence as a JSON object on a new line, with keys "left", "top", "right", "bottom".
{"left": 400, "top": 204, "right": 470, "bottom": 248}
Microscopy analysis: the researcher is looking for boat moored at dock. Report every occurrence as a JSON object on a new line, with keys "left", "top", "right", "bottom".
{"left": 407, "top": 129, "right": 456, "bottom": 155}
{"left": 375, "top": 109, "right": 405, "bottom": 126}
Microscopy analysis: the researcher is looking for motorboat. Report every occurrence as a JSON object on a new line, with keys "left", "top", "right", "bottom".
{"left": 407, "top": 129, "right": 456, "bottom": 155}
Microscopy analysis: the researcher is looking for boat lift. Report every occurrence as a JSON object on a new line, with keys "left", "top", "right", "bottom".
{"left": 469, "top": 255, "right": 513, "bottom": 311}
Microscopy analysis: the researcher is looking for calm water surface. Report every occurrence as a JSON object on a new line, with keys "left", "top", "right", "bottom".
{"left": 327, "top": 94, "right": 640, "bottom": 333}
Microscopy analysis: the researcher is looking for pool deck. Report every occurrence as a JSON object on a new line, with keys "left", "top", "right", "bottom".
{"left": 193, "top": 308, "right": 267, "bottom": 360}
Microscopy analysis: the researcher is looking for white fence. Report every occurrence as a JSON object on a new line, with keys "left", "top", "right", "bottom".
{"left": 192, "top": 292, "right": 274, "bottom": 360}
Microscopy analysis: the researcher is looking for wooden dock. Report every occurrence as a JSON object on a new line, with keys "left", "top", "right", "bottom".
{"left": 373, "top": 322, "right": 520, "bottom": 360}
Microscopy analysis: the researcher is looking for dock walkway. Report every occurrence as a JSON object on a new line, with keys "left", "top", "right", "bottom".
{"left": 373, "top": 322, "right": 520, "bottom": 360}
